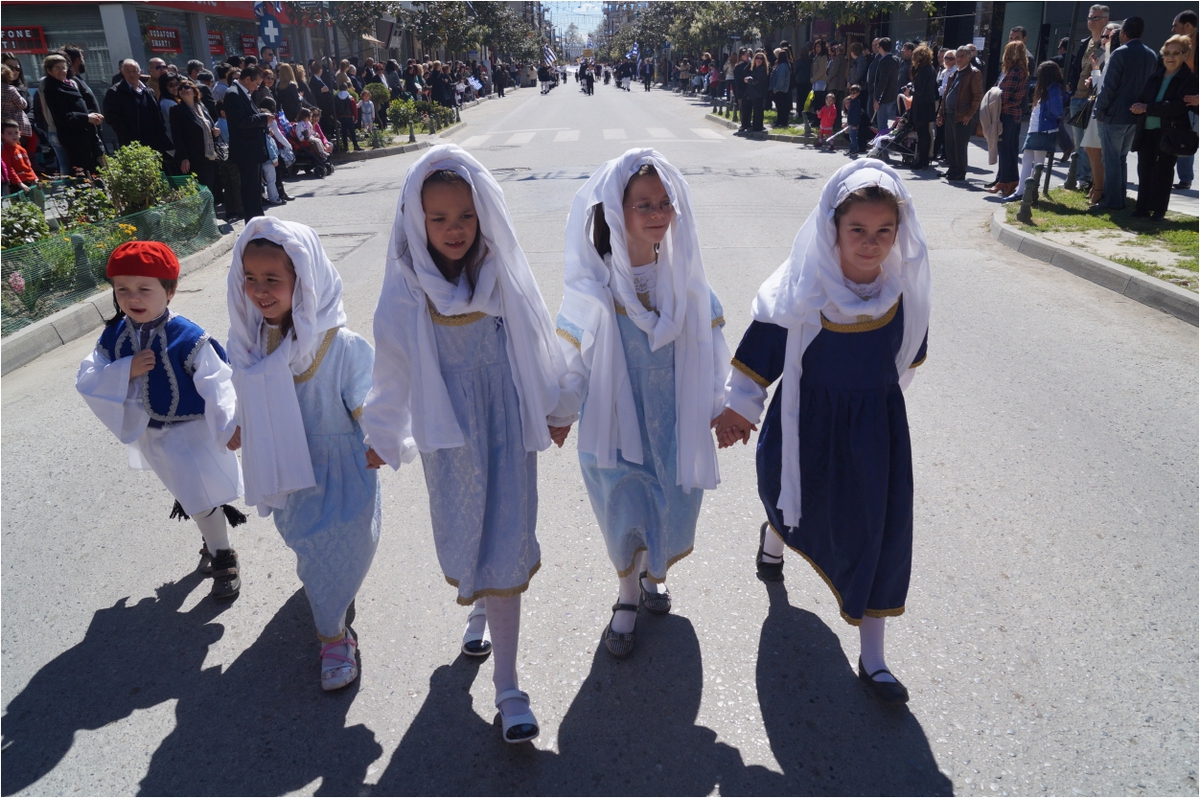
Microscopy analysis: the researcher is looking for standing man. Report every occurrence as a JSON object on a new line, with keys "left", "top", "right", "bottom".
{"left": 223, "top": 64, "right": 270, "bottom": 221}
{"left": 103, "top": 59, "right": 169, "bottom": 153}
{"left": 1173, "top": 10, "right": 1198, "bottom": 189}
{"left": 732, "top": 48, "right": 751, "bottom": 132}
{"left": 938, "top": 46, "right": 983, "bottom": 182}
{"left": 1092, "top": 16, "right": 1159, "bottom": 210}
{"left": 857, "top": 39, "right": 878, "bottom": 145}
{"left": 307, "top": 61, "right": 336, "bottom": 141}
{"left": 1064, "top": 7, "right": 1110, "bottom": 190}
{"left": 873, "top": 37, "right": 901, "bottom": 132}
{"left": 260, "top": 46, "right": 278, "bottom": 70}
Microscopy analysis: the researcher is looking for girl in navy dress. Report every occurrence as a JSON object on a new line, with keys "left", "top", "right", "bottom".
{"left": 715, "top": 160, "right": 930, "bottom": 703}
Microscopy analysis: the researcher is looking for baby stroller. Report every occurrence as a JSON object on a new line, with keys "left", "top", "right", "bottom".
{"left": 285, "top": 132, "right": 333, "bottom": 178}
{"left": 865, "top": 110, "right": 919, "bottom": 165}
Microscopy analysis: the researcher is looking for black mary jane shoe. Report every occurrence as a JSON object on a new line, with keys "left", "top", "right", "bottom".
{"left": 857, "top": 657, "right": 909, "bottom": 705}
{"left": 756, "top": 522, "right": 784, "bottom": 582}
{"left": 209, "top": 548, "right": 241, "bottom": 600}
{"left": 639, "top": 571, "right": 672, "bottom": 615}
{"left": 602, "top": 602, "right": 638, "bottom": 658}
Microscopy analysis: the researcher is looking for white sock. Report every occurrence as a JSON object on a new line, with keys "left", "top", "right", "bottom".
{"left": 466, "top": 597, "right": 487, "bottom": 638}
{"left": 194, "top": 507, "right": 230, "bottom": 553}
{"left": 486, "top": 594, "right": 528, "bottom": 717}
{"left": 638, "top": 550, "right": 664, "bottom": 595}
{"left": 859, "top": 616, "right": 897, "bottom": 683}
{"left": 612, "top": 552, "right": 643, "bottom": 635}
{"left": 762, "top": 526, "right": 786, "bottom": 560}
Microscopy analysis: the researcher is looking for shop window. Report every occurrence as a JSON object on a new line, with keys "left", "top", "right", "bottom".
{"left": 137, "top": 8, "right": 197, "bottom": 72}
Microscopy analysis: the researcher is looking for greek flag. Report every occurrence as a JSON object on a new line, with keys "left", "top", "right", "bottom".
{"left": 543, "top": 44, "right": 557, "bottom": 65}
{"left": 626, "top": 42, "right": 639, "bottom": 60}
{"left": 586, "top": 34, "right": 594, "bottom": 48}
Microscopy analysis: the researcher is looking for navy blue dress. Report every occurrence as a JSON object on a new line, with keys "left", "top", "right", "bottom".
{"left": 732, "top": 299, "right": 927, "bottom": 625}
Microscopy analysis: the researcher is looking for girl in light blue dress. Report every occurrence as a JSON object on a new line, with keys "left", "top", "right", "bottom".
{"left": 557, "top": 149, "right": 731, "bottom": 659}
{"left": 227, "top": 217, "right": 380, "bottom": 693}
{"left": 363, "top": 145, "right": 572, "bottom": 745}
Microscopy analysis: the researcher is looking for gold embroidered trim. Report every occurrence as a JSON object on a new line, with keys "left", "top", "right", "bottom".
{"left": 731, "top": 357, "right": 770, "bottom": 388}
{"left": 613, "top": 301, "right": 658, "bottom": 317}
{"left": 447, "top": 561, "right": 542, "bottom": 605}
{"left": 711, "top": 315, "right": 725, "bottom": 328}
{"left": 266, "top": 325, "right": 283, "bottom": 356}
{"left": 317, "top": 627, "right": 347, "bottom": 644}
{"left": 428, "top": 299, "right": 488, "bottom": 326}
{"left": 556, "top": 328, "right": 581, "bottom": 350}
{"left": 293, "top": 329, "right": 338, "bottom": 384}
{"left": 351, "top": 405, "right": 364, "bottom": 420}
{"left": 614, "top": 545, "right": 694, "bottom": 580}
{"left": 909, "top": 354, "right": 927, "bottom": 369}
{"left": 820, "top": 299, "right": 900, "bottom": 333}
{"left": 767, "top": 522, "right": 905, "bottom": 627}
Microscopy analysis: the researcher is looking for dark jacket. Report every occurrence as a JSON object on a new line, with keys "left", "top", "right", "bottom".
{"left": 223, "top": 82, "right": 269, "bottom": 165}
{"left": 307, "top": 73, "right": 335, "bottom": 118}
{"left": 873, "top": 52, "right": 900, "bottom": 106}
{"left": 909, "top": 63, "right": 938, "bottom": 124}
{"left": 866, "top": 52, "right": 881, "bottom": 103}
{"left": 103, "top": 78, "right": 169, "bottom": 152}
{"left": 793, "top": 53, "right": 812, "bottom": 91}
{"left": 40, "top": 75, "right": 104, "bottom": 171}
{"left": 938, "top": 64, "right": 984, "bottom": 124}
{"left": 277, "top": 83, "right": 304, "bottom": 122}
{"left": 732, "top": 59, "right": 750, "bottom": 99}
{"left": 198, "top": 83, "right": 217, "bottom": 119}
{"left": 744, "top": 63, "right": 767, "bottom": 100}
{"left": 1094, "top": 38, "right": 1160, "bottom": 125}
{"left": 169, "top": 101, "right": 214, "bottom": 168}
{"left": 1133, "top": 64, "right": 1198, "bottom": 151}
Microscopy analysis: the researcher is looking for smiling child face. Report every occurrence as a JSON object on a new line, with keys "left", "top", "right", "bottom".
{"left": 242, "top": 247, "right": 296, "bottom": 325}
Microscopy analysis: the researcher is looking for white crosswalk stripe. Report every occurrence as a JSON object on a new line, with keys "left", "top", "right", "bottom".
{"left": 505, "top": 131, "right": 537, "bottom": 145}
{"left": 647, "top": 127, "right": 676, "bottom": 139}
{"left": 691, "top": 128, "right": 725, "bottom": 140}
{"left": 460, "top": 128, "right": 728, "bottom": 146}
{"left": 461, "top": 135, "right": 492, "bottom": 147}
{"left": 554, "top": 130, "right": 580, "bottom": 142}
{"left": 603, "top": 128, "right": 627, "bottom": 139}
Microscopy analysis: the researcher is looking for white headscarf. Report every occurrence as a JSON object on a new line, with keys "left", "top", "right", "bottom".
{"left": 226, "top": 217, "right": 347, "bottom": 513}
{"left": 559, "top": 148, "right": 722, "bottom": 492}
{"left": 753, "top": 159, "right": 931, "bottom": 527}
{"left": 362, "top": 144, "right": 566, "bottom": 465}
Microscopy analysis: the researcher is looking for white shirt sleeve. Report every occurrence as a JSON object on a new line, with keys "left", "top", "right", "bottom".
{"left": 191, "top": 344, "right": 238, "bottom": 448}
{"left": 723, "top": 367, "right": 769, "bottom": 426}
{"left": 360, "top": 316, "right": 418, "bottom": 469}
{"left": 75, "top": 347, "right": 150, "bottom": 444}
{"left": 548, "top": 334, "right": 587, "bottom": 427}
{"left": 710, "top": 324, "right": 732, "bottom": 422}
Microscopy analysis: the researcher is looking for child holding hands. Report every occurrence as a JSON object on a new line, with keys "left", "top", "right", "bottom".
{"left": 715, "top": 160, "right": 930, "bottom": 704}
{"left": 362, "top": 144, "right": 573, "bottom": 745}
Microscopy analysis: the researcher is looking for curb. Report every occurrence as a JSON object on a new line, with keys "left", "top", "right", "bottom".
{"left": 1, "top": 227, "right": 239, "bottom": 376}
{"left": 329, "top": 91, "right": 510, "bottom": 164}
{"left": 989, "top": 209, "right": 1198, "bottom": 326}
{"left": 703, "top": 112, "right": 840, "bottom": 146}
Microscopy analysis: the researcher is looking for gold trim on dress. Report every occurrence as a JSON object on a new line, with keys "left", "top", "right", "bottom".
{"left": 820, "top": 299, "right": 900, "bottom": 333}
{"left": 613, "top": 545, "right": 694, "bottom": 580}
{"left": 909, "top": 354, "right": 927, "bottom": 369}
{"left": 265, "top": 325, "right": 284, "bottom": 356}
{"left": 317, "top": 627, "right": 347, "bottom": 644}
{"left": 556, "top": 328, "right": 581, "bottom": 350}
{"left": 447, "top": 561, "right": 542, "bottom": 605}
{"left": 614, "top": 301, "right": 659, "bottom": 316}
{"left": 293, "top": 328, "right": 338, "bottom": 384}
{"left": 767, "top": 522, "right": 906, "bottom": 626}
{"left": 351, "top": 405, "right": 364, "bottom": 420}
{"left": 731, "top": 357, "right": 770, "bottom": 388}
{"left": 711, "top": 315, "right": 725, "bottom": 329}
{"left": 427, "top": 298, "right": 488, "bottom": 326}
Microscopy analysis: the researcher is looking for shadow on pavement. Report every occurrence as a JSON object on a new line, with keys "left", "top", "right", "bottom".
{"left": 1, "top": 572, "right": 228, "bottom": 795}
{"left": 737, "top": 581, "right": 953, "bottom": 796}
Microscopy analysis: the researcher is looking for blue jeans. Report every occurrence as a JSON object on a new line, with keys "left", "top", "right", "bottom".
{"left": 46, "top": 129, "right": 70, "bottom": 175}
{"left": 848, "top": 126, "right": 859, "bottom": 152}
{"left": 1098, "top": 120, "right": 1136, "bottom": 209}
{"left": 877, "top": 102, "right": 897, "bottom": 133}
{"left": 1068, "top": 97, "right": 1092, "bottom": 182}
{"left": 1177, "top": 111, "right": 1198, "bottom": 184}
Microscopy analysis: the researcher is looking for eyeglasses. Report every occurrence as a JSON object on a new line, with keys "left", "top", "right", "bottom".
{"left": 1163, "top": 49, "right": 1185, "bottom": 57}
{"left": 626, "top": 199, "right": 673, "bottom": 216}
{"left": 1087, "top": 15, "right": 1107, "bottom": 21}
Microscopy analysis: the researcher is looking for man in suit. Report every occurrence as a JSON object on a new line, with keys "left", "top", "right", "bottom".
{"left": 873, "top": 37, "right": 901, "bottom": 132}
{"left": 224, "top": 64, "right": 270, "bottom": 221}
{"left": 1092, "top": 16, "right": 1160, "bottom": 210}
{"left": 103, "top": 59, "right": 169, "bottom": 153}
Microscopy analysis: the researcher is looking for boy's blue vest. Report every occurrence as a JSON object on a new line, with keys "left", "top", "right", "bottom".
{"left": 97, "top": 313, "right": 229, "bottom": 426}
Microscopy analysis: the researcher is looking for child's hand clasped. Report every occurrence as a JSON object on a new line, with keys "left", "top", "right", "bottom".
{"left": 548, "top": 424, "right": 572, "bottom": 447}
{"left": 129, "top": 350, "right": 156, "bottom": 380}
{"left": 712, "top": 408, "right": 756, "bottom": 449}
{"left": 226, "top": 425, "right": 241, "bottom": 451}
{"left": 365, "top": 447, "right": 387, "bottom": 469}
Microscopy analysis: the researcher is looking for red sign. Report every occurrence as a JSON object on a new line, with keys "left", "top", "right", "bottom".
{"left": 146, "top": 26, "right": 183, "bottom": 54}
{"left": 208, "top": 31, "right": 225, "bottom": 56}
{"left": 278, "top": 38, "right": 291, "bottom": 60}
{"left": 241, "top": 34, "right": 258, "bottom": 57}
{"left": 1, "top": 26, "right": 47, "bottom": 54}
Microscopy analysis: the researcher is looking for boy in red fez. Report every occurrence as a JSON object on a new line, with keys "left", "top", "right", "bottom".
{"left": 76, "top": 241, "right": 247, "bottom": 599}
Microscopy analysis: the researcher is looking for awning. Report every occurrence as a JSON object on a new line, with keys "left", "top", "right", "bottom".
{"left": 361, "top": 34, "right": 385, "bottom": 46}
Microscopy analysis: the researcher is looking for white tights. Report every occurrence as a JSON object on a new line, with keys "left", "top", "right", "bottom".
{"left": 193, "top": 507, "right": 230, "bottom": 553}
{"left": 481, "top": 594, "right": 528, "bottom": 717}
{"left": 1016, "top": 149, "right": 1048, "bottom": 192}
{"left": 611, "top": 551, "right": 663, "bottom": 634}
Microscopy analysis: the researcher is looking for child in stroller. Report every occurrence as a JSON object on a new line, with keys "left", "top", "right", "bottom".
{"left": 865, "top": 100, "right": 919, "bottom": 165}
{"left": 288, "top": 108, "right": 334, "bottom": 177}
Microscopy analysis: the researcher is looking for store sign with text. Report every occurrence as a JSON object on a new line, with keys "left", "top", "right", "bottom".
{"left": 242, "top": 34, "right": 258, "bottom": 56}
{"left": 1, "top": 26, "right": 47, "bottom": 54}
{"left": 147, "top": 26, "right": 183, "bottom": 54}
{"left": 208, "top": 31, "right": 226, "bottom": 55}
{"left": 278, "top": 38, "right": 291, "bottom": 59}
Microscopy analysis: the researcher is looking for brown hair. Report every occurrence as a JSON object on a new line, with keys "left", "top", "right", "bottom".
{"left": 244, "top": 238, "right": 296, "bottom": 337}
{"left": 1031, "top": 60, "right": 1064, "bottom": 107}
{"left": 105, "top": 278, "right": 178, "bottom": 328}
{"left": 832, "top": 184, "right": 903, "bottom": 229}
{"left": 422, "top": 169, "right": 488, "bottom": 297}
{"left": 1002, "top": 40, "right": 1028, "bottom": 75}
{"left": 1162, "top": 33, "right": 1193, "bottom": 57}
{"left": 911, "top": 44, "right": 933, "bottom": 69}
{"left": 592, "top": 164, "right": 660, "bottom": 258}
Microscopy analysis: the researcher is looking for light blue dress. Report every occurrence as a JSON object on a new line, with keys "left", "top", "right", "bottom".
{"left": 421, "top": 311, "right": 540, "bottom": 606}
{"left": 271, "top": 327, "right": 381, "bottom": 639}
{"left": 565, "top": 294, "right": 725, "bottom": 581}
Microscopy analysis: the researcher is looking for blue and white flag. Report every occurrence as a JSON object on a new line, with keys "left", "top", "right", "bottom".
{"left": 543, "top": 43, "right": 557, "bottom": 65}
{"left": 625, "top": 41, "right": 639, "bottom": 60}
{"left": 586, "top": 34, "right": 594, "bottom": 49}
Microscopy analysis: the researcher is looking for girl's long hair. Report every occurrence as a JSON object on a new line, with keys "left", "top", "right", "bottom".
{"left": 1031, "top": 60, "right": 1063, "bottom": 107}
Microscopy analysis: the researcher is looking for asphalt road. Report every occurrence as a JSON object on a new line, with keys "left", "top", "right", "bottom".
{"left": 2, "top": 78, "right": 1196, "bottom": 797}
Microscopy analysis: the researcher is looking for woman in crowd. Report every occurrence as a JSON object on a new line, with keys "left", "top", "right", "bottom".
{"left": 2, "top": 64, "right": 33, "bottom": 150}
{"left": 170, "top": 78, "right": 219, "bottom": 194}
{"left": 1078, "top": 23, "right": 1122, "bottom": 205}
{"left": 275, "top": 64, "right": 305, "bottom": 122}
{"left": 908, "top": 44, "right": 938, "bottom": 170}
{"left": 986, "top": 41, "right": 1029, "bottom": 196}
{"left": 769, "top": 47, "right": 793, "bottom": 129}
{"left": 1132, "top": 34, "right": 1198, "bottom": 219}
{"left": 39, "top": 53, "right": 103, "bottom": 173}
{"left": 743, "top": 50, "right": 768, "bottom": 134}
{"left": 1003, "top": 61, "right": 1066, "bottom": 202}
{"left": 934, "top": 49, "right": 957, "bottom": 161}
{"left": 810, "top": 39, "right": 830, "bottom": 109}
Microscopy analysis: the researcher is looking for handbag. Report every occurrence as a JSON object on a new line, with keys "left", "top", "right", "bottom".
{"left": 1159, "top": 126, "right": 1199, "bottom": 157}
{"left": 213, "top": 130, "right": 229, "bottom": 161}
{"left": 1068, "top": 95, "right": 1094, "bottom": 128}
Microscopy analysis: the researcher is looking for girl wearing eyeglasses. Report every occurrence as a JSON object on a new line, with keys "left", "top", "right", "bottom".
{"left": 556, "top": 149, "right": 731, "bottom": 660}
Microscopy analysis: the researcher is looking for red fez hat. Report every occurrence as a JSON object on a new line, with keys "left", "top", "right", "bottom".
{"left": 106, "top": 241, "right": 181, "bottom": 281}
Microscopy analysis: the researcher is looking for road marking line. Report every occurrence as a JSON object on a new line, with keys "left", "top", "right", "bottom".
{"left": 461, "top": 135, "right": 492, "bottom": 147}
{"left": 691, "top": 128, "right": 724, "bottom": 140}
{"left": 505, "top": 131, "right": 537, "bottom": 145}
{"left": 554, "top": 130, "right": 580, "bottom": 142}
{"left": 648, "top": 127, "right": 676, "bottom": 139}
{"left": 603, "top": 128, "right": 627, "bottom": 139}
